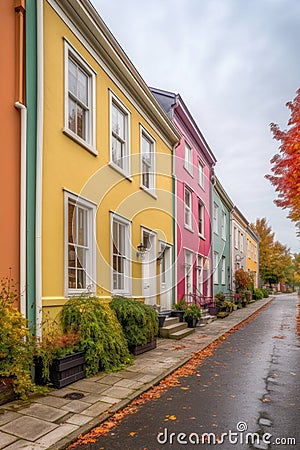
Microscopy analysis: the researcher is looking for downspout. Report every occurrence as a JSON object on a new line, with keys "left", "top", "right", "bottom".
{"left": 14, "top": 0, "right": 26, "bottom": 317}
{"left": 15, "top": 102, "right": 27, "bottom": 317}
{"left": 35, "top": 0, "right": 43, "bottom": 338}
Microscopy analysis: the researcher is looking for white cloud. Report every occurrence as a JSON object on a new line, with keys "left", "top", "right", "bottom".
{"left": 92, "top": 0, "right": 300, "bottom": 252}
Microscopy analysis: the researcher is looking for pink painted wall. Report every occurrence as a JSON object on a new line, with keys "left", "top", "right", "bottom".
{"left": 174, "top": 110, "right": 215, "bottom": 303}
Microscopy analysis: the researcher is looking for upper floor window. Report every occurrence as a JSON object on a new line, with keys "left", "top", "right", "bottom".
{"left": 64, "top": 41, "right": 96, "bottom": 153}
{"left": 184, "top": 141, "right": 193, "bottom": 175}
{"left": 184, "top": 187, "right": 193, "bottom": 230}
{"left": 213, "top": 203, "right": 219, "bottom": 234}
{"left": 140, "top": 126, "right": 155, "bottom": 194}
{"left": 110, "top": 92, "right": 130, "bottom": 176}
{"left": 198, "top": 200, "right": 204, "bottom": 237}
{"left": 221, "top": 211, "right": 226, "bottom": 240}
{"left": 198, "top": 160, "right": 204, "bottom": 188}
{"left": 64, "top": 191, "right": 96, "bottom": 297}
{"left": 234, "top": 226, "right": 238, "bottom": 248}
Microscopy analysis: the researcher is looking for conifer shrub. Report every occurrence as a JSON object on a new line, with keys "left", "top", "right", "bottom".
{"left": 110, "top": 297, "right": 159, "bottom": 350}
{"left": 60, "top": 296, "right": 133, "bottom": 375}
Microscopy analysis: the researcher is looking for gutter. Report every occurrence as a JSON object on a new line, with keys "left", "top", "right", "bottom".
{"left": 35, "top": 0, "right": 44, "bottom": 338}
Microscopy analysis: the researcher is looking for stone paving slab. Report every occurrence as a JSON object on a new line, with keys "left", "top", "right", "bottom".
{"left": 0, "top": 416, "right": 57, "bottom": 441}
{"left": 0, "top": 297, "right": 275, "bottom": 450}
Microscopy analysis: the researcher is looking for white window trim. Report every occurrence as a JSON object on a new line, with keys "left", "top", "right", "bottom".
{"left": 184, "top": 187, "right": 193, "bottom": 231}
{"left": 213, "top": 251, "right": 219, "bottom": 285}
{"left": 198, "top": 159, "right": 205, "bottom": 189}
{"left": 185, "top": 250, "right": 194, "bottom": 296}
{"left": 221, "top": 256, "right": 226, "bottom": 285}
{"left": 140, "top": 124, "right": 156, "bottom": 198}
{"left": 64, "top": 190, "right": 96, "bottom": 297}
{"left": 109, "top": 90, "right": 131, "bottom": 178}
{"left": 198, "top": 199, "right": 205, "bottom": 238}
{"left": 196, "top": 254, "right": 204, "bottom": 295}
{"left": 221, "top": 211, "right": 226, "bottom": 240}
{"left": 213, "top": 203, "right": 219, "bottom": 235}
{"left": 184, "top": 141, "right": 193, "bottom": 176}
{"left": 110, "top": 212, "right": 132, "bottom": 296}
{"left": 63, "top": 39, "right": 97, "bottom": 155}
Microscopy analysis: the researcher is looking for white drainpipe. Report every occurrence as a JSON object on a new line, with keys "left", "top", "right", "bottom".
{"left": 14, "top": 101, "right": 27, "bottom": 318}
{"left": 36, "top": 0, "right": 44, "bottom": 338}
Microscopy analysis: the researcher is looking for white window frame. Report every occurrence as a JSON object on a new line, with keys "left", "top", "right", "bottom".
{"left": 109, "top": 91, "right": 131, "bottom": 177}
{"left": 221, "top": 211, "right": 226, "bottom": 240}
{"left": 234, "top": 226, "right": 238, "bottom": 249}
{"left": 184, "top": 141, "right": 193, "bottom": 175}
{"left": 63, "top": 40, "right": 96, "bottom": 154}
{"left": 240, "top": 233, "right": 244, "bottom": 253}
{"left": 198, "top": 160, "right": 205, "bottom": 189}
{"left": 184, "top": 187, "right": 193, "bottom": 230}
{"left": 198, "top": 199, "right": 204, "bottom": 237}
{"left": 140, "top": 125, "right": 156, "bottom": 196}
{"left": 213, "top": 251, "right": 219, "bottom": 284}
{"left": 196, "top": 255, "right": 203, "bottom": 295}
{"left": 185, "top": 250, "right": 193, "bottom": 296}
{"left": 64, "top": 191, "right": 96, "bottom": 297}
{"left": 213, "top": 203, "right": 219, "bottom": 234}
{"left": 110, "top": 213, "right": 132, "bottom": 296}
{"left": 221, "top": 256, "right": 226, "bottom": 285}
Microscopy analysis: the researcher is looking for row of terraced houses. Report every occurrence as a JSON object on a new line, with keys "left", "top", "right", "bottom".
{"left": 1, "top": 0, "right": 259, "bottom": 334}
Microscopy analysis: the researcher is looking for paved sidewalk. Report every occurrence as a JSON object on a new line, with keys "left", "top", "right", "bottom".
{"left": 0, "top": 297, "right": 275, "bottom": 450}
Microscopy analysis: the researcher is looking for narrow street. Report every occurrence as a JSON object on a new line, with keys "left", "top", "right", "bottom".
{"left": 74, "top": 294, "right": 299, "bottom": 450}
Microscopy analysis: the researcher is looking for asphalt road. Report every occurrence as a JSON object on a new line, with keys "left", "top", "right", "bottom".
{"left": 74, "top": 294, "right": 299, "bottom": 450}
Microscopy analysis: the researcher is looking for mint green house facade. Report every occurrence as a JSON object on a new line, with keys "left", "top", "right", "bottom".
{"left": 212, "top": 175, "right": 234, "bottom": 297}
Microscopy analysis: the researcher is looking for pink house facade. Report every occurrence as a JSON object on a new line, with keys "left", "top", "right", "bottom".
{"left": 151, "top": 88, "right": 216, "bottom": 305}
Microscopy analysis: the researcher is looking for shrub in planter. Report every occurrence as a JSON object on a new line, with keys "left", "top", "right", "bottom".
{"left": 261, "top": 288, "right": 269, "bottom": 298}
{"left": 60, "top": 296, "right": 133, "bottom": 376}
{"left": 171, "top": 299, "right": 187, "bottom": 322}
{"left": 184, "top": 304, "right": 201, "bottom": 328}
{"left": 252, "top": 288, "right": 263, "bottom": 300}
{"left": 110, "top": 297, "right": 158, "bottom": 351}
{"left": 0, "top": 274, "right": 36, "bottom": 400}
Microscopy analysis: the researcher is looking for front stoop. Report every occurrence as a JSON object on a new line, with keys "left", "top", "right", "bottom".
{"left": 159, "top": 317, "right": 195, "bottom": 339}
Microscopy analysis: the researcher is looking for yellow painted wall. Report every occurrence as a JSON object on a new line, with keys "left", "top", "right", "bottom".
{"left": 42, "top": 2, "right": 174, "bottom": 313}
{"left": 246, "top": 232, "right": 259, "bottom": 288}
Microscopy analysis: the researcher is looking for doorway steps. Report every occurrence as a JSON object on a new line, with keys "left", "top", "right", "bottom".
{"left": 159, "top": 317, "right": 195, "bottom": 340}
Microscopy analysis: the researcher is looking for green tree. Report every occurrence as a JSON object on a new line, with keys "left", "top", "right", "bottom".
{"left": 251, "top": 218, "right": 292, "bottom": 287}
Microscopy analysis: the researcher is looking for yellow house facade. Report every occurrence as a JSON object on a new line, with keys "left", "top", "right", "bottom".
{"left": 38, "top": 0, "right": 179, "bottom": 328}
{"left": 246, "top": 227, "right": 259, "bottom": 288}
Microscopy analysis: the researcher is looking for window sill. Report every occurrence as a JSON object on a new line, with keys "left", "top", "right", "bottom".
{"left": 184, "top": 225, "right": 194, "bottom": 233}
{"left": 140, "top": 185, "right": 157, "bottom": 199}
{"left": 108, "top": 162, "right": 132, "bottom": 181}
{"left": 183, "top": 165, "right": 194, "bottom": 178}
{"left": 62, "top": 128, "right": 98, "bottom": 156}
{"left": 198, "top": 233, "right": 206, "bottom": 240}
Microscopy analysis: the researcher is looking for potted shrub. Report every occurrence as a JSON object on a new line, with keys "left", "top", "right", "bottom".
{"left": 0, "top": 274, "right": 36, "bottom": 403}
{"left": 110, "top": 297, "right": 158, "bottom": 355}
{"left": 171, "top": 299, "right": 187, "bottom": 322}
{"left": 184, "top": 304, "right": 201, "bottom": 328}
{"left": 60, "top": 295, "right": 133, "bottom": 376}
{"left": 34, "top": 325, "right": 85, "bottom": 389}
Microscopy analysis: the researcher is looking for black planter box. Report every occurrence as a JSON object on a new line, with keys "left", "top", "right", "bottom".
{"left": 130, "top": 339, "right": 157, "bottom": 356}
{"left": 0, "top": 378, "right": 15, "bottom": 405}
{"left": 170, "top": 310, "right": 185, "bottom": 322}
{"left": 185, "top": 317, "right": 198, "bottom": 328}
{"left": 35, "top": 351, "right": 86, "bottom": 389}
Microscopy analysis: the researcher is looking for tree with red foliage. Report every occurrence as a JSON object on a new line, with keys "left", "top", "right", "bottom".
{"left": 266, "top": 88, "right": 300, "bottom": 223}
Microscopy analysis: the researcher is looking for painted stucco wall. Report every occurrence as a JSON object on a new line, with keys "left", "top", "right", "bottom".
{"left": 246, "top": 231, "right": 259, "bottom": 288}
{"left": 42, "top": 1, "right": 175, "bottom": 317}
{"left": 212, "top": 185, "right": 232, "bottom": 296}
{"left": 0, "top": 1, "right": 21, "bottom": 302}
{"left": 174, "top": 117, "right": 213, "bottom": 302}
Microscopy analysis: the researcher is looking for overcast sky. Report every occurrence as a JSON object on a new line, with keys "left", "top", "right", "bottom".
{"left": 92, "top": 0, "right": 300, "bottom": 253}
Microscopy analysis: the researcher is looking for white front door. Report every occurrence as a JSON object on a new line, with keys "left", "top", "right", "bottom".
{"left": 142, "top": 230, "right": 157, "bottom": 305}
{"left": 159, "top": 242, "right": 172, "bottom": 310}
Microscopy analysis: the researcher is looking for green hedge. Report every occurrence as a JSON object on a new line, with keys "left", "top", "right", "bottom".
{"left": 110, "top": 297, "right": 158, "bottom": 349}
{"left": 60, "top": 296, "right": 132, "bottom": 375}
{"left": 252, "top": 288, "right": 263, "bottom": 300}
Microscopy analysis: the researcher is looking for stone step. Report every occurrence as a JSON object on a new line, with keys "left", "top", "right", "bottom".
{"left": 159, "top": 321, "right": 188, "bottom": 338}
{"left": 169, "top": 327, "right": 195, "bottom": 340}
{"left": 163, "top": 317, "right": 180, "bottom": 326}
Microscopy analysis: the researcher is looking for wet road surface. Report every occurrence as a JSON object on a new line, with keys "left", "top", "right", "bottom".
{"left": 73, "top": 294, "right": 299, "bottom": 450}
